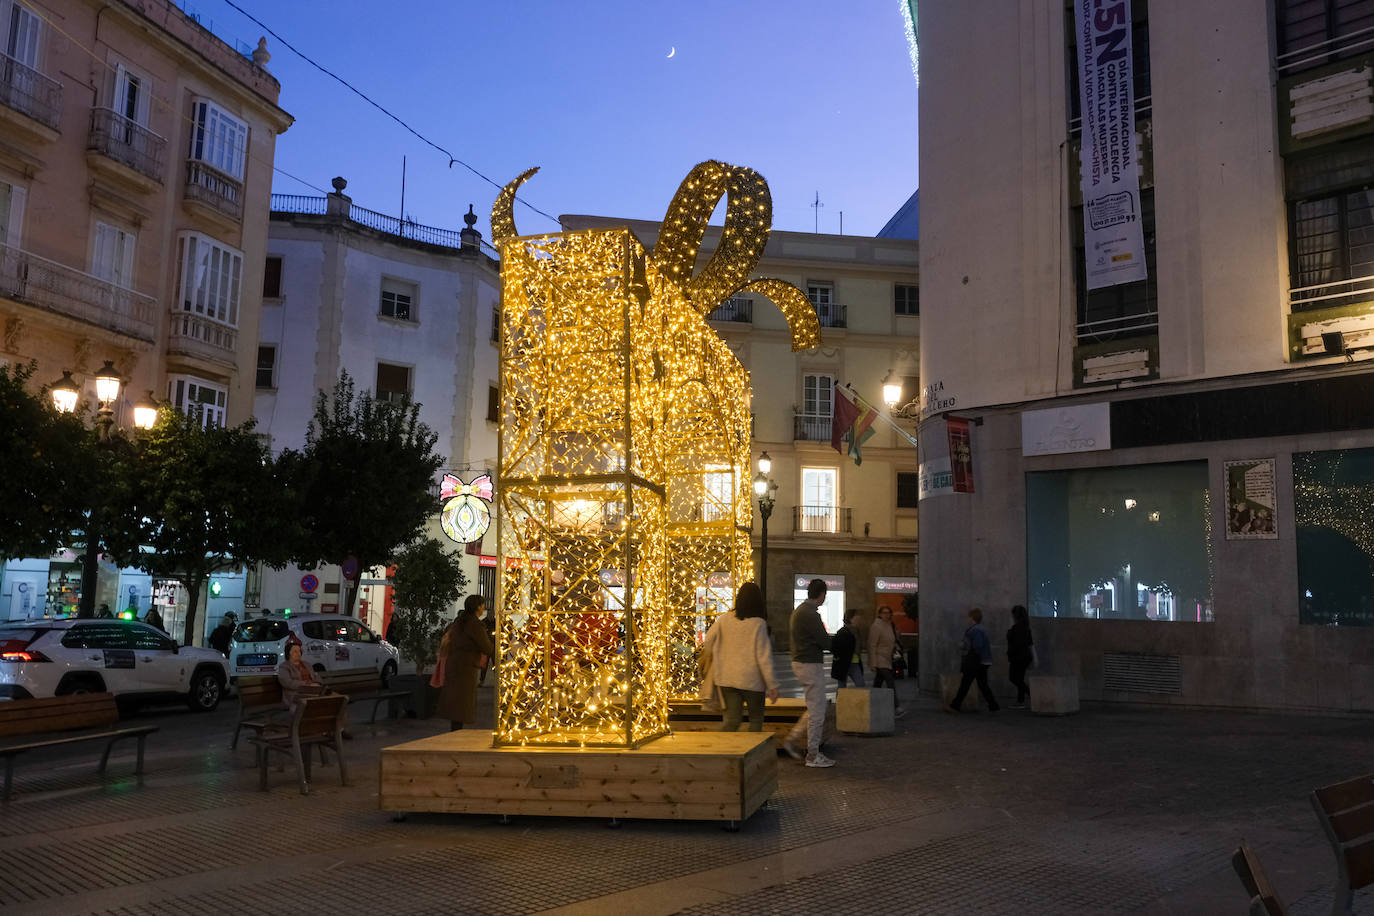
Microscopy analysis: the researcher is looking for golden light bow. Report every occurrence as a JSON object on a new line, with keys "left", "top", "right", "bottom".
{"left": 491, "top": 160, "right": 821, "bottom": 352}
{"left": 491, "top": 162, "right": 798, "bottom": 747}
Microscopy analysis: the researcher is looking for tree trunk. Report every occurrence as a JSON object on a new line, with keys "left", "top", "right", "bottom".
{"left": 343, "top": 560, "right": 366, "bottom": 616}
{"left": 181, "top": 577, "right": 204, "bottom": 647}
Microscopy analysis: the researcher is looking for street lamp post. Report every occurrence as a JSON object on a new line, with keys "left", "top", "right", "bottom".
{"left": 49, "top": 362, "right": 152, "bottom": 617}
{"left": 752, "top": 451, "right": 777, "bottom": 608}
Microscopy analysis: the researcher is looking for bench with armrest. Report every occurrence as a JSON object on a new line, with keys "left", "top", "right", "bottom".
{"left": 0, "top": 693, "right": 157, "bottom": 802}
{"left": 1311, "top": 772, "right": 1374, "bottom": 916}
{"left": 319, "top": 670, "right": 410, "bottom": 723}
{"left": 249, "top": 693, "right": 348, "bottom": 795}
{"left": 230, "top": 675, "right": 287, "bottom": 749}
{"left": 1232, "top": 844, "right": 1288, "bottom": 916}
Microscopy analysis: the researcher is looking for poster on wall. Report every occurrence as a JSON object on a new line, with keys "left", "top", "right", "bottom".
{"left": 947, "top": 417, "right": 975, "bottom": 493}
{"left": 1225, "top": 458, "right": 1278, "bottom": 540}
{"left": 1074, "top": 0, "right": 1148, "bottom": 290}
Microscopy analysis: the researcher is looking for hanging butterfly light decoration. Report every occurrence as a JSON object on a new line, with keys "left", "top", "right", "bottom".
{"left": 440, "top": 473, "right": 493, "bottom": 544}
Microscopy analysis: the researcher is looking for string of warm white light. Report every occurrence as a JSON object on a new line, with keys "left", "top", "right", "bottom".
{"left": 489, "top": 161, "right": 819, "bottom": 748}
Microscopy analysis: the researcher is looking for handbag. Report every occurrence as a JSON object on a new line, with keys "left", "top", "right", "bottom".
{"left": 428, "top": 654, "right": 447, "bottom": 688}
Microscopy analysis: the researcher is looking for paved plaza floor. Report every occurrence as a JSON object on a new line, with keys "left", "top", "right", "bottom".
{"left": 1, "top": 661, "right": 1371, "bottom": 915}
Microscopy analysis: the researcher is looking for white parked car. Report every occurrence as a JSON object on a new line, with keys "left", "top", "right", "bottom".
{"left": 227, "top": 613, "right": 399, "bottom": 684}
{"left": 0, "top": 619, "right": 229, "bottom": 711}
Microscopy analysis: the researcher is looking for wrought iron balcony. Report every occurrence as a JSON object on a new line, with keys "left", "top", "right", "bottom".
{"left": 708, "top": 297, "right": 753, "bottom": 323}
{"left": 792, "top": 505, "right": 852, "bottom": 535}
{"left": 794, "top": 414, "right": 832, "bottom": 442}
{"left": 0, "top": 52, "right": 61, "bottom": 131}
{"left": 88, "top": 108, "right": 166, "bottom": 182}
{"left": 0, "top": 243, "right": 155, "bottom": 340}
{"left": 184, "top": 159, "right": 243, "bottom": 221}
{"left": 166, "top": 308, "right": 238, "bottom": 362}
{"left": 815, "top": 302, "right": 847, "bottom": 328}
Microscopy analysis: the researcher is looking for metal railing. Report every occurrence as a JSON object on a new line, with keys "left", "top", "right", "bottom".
{"left": 88, "top": 108, "right": 166, "bottom": 182}
{"left": 1076, "top": 310, "right": 1160, "bottom": 340}
{"left": 167, "top": 308, "right": 237, "bottom": 356}
{"left": 1068, "top": 96, "right": 1152, "bottom": 138}
{"left": 794, "top": 415, "right": 832, "bottom": 441}
{"left": 792, "top": 505, "right": 852, "bottom": 535}
{"left": 0, "top": 51, "right": 61, "bottom": 131}
{"left": 184, "top": 159, "right": 243, "bottom": 221}
{"left": 0, "top": 243, "right": 155, "bottom": 340}
{"left": 708, "top": 297, "right": 753, "bottom": 323}
{"left": 816, "top": 302, "right": 847, "bottom": 328}
{"left": 1289, "top": 273, "right": 1374, "bottom": 312}
{"left": 269, "top": 194, "right": 502, "bottom": 257}
{"left": 1277, "top": 24, "right": 1374, "bottom": 74}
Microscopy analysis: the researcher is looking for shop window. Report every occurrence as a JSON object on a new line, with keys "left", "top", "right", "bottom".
{"left": 1026, "top": 461, "right": 1212, "bottom": 621}
{"left": 1295, "top": 447, "right": 1374, "bottom": 625}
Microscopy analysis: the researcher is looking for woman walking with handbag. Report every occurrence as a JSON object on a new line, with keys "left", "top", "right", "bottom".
{"left": 701, "top": 582, "right": 779, "bottom": 731}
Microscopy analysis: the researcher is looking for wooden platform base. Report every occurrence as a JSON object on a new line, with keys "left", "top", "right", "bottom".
{"left": 669, "top": 697, "right": 836, "bottom": 746}
{"left": 380, "top": 730, "right": 777, "bottom": 824}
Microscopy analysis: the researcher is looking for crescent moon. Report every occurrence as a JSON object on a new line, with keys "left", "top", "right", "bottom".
{"left": 667, "top": 46, "right": 675, "bottom": 58}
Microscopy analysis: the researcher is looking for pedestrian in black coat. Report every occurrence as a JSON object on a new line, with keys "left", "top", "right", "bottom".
{"left": 1006, "top": 604, "right": 1034, "bottom": 708}
{"left": 830, "top": 609, "right": 865, "bottom": 687}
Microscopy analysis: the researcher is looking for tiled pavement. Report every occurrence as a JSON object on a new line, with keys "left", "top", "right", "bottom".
{"left": 0, "top": 658, "right": 1370, "bottom": 915}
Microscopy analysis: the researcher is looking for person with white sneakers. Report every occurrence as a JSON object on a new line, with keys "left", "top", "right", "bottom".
{"left": 784, "top": 578, "right": 836, "bottom": 768}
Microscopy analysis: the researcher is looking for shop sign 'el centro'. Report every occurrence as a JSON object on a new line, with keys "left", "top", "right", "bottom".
{"left": 489, "top": 161, "right": 819, "bottom": 749}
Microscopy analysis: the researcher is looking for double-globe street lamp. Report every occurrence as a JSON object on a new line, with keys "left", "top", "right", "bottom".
{"left": 49, "top": 362, "right": 158, "bottom": 617}
{"left": 752, "top": 451, "right": 778, "bottom": 608}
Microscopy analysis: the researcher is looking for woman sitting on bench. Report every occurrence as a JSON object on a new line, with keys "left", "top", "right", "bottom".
{"left": 277, "top": 639, "right": 326, "bottom": 712}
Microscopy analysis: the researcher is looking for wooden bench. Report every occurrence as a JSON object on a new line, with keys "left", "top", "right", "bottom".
{"left": 0, "top": 693, "right": 157, "bottom": 802}
{"left": 320, "top": 670, "right": 410, "bottom": 723}
{"left": 249, "top": 693, "right": 349, "bottom": 795}
{"left": 230, "top": 675, "right": 287, "bottom": 749}
{"left": 1232, "top": 844, "right": 1288, "bottom": 915}
{"left": 1311, "top": 773, "right": 1374, "bottom": 916}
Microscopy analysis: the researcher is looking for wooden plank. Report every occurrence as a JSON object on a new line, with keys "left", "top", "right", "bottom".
{"left": 379, "top": 730, "right": 774, "bottom": 823}
{"left": 0, "top": 694, "right": 118, "bottom": 737}
{"left": 1314, "top": 773, "right": 1374, "bottom": 814}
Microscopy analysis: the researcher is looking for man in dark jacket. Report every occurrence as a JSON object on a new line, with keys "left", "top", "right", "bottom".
{"left": 784, "top": 578, "right": 835, "bottom": 768}
{"left": 830, "top": 609, "right": 864, "bottom": 687}
{"left": 208, "top": 613, "right": 236, "bottom": 657}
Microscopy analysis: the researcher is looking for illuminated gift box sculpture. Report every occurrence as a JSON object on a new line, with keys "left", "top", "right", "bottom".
{"left": 490, "top": 161, "right": 819, "bottom": 748}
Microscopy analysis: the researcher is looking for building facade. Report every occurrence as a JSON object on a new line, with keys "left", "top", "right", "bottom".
{"left": 255, "top": 184, "right": 502, "bottom": 635}
{"left": 0, "top": 0, "right": 289, "bottom": 629}
{"left": 919, "top": 0, "right": 1374, "bottom": 711}
{"left": 562, "top": 215, "right": 920, "bottom": 643}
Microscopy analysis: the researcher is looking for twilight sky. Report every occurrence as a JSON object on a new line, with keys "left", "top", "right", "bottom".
{"left": 203, "top": 0, "right": 919, "bottom": 238}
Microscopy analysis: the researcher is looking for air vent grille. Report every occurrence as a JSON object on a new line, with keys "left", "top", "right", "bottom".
{"left": 1102, "top": 652, "right": 1182, "bottom": 695}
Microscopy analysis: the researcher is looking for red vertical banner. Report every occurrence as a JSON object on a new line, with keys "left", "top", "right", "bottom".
{"left": 947, "top": 417, "right": 975, "bottom": 493}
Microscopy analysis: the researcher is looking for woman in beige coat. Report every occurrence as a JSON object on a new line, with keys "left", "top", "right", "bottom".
{"left": 868, "top": 606, "right": 904, "bottom": 716}
{"left": 701, "top": 582, "right": 778, "bottom": 731}
{"left": 434, "top": 595, "right": 495, "bottom": 730}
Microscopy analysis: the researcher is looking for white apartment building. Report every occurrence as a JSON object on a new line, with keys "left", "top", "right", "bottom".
{"left": 919, "top": 0, "right": 1374, "bottom": 711}
{"left": 253, "top": 182, "right": 502, "bottom": 633}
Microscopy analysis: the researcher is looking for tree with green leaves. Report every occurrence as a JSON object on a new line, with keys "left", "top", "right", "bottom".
{"left": 286, "top": 372, "right": 443, "bottom": 615}
{"left": 122, "top": 407, "right": 300, "bottom": 645}
{"left": 0, "top": 362, "right": 101, "bottom": 565}
{"left": 388, "top": 538, "right": 469, "bottom": 672}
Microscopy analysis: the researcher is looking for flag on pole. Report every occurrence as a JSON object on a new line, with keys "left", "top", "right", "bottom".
{"left": 831, "top": 386, "right": 878, "bottom": 465}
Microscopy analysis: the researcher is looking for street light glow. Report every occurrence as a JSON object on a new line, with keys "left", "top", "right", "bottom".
{"left": 94, "top": 360, "right": 123, "bottom": 404}
{"left": 49, "top": 371, "right": 79, "bottom": 413}
{"left": 757, "top": 451, "right": 771, "bottom": 474}
{"left": 882, "top": 370, "right": 903, "bottom": 408}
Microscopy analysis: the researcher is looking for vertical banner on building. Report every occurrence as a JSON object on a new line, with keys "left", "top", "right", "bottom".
{"left": 947, "top": 417, "right": 975, "bottom": 494}
{"left": 1075, "top": 0, "right": 1147, "bottom": 290}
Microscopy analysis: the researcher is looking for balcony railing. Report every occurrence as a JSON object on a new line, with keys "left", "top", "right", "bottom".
{"left": 794, "top": 414, "right": 832, "bottom": 442}
{"left": 792, "top": 505, "right": 852, "bottom": 535}
{"left": 0, "top": 243, "right": 155, "bottom": 340}
{"left": 708, "top": 297, "right": 753, "bottom": 323}
{"left": 167, "top": 309, "right": 237, "bottom": 356}
{"left": 269, "top": 194, "right": 503, "bottom": 257}
{"left": 1289, "top": 273, "right": 1374, "bottom": 313}
{"left": 0, "top": 52, "right": 61, "bottom": 131}
{"left": 88, "top": 108, "right": 166, "bottom": 182}
{"left": 185, "top": 159, "right": 243, "bottom": 221}
{"left": 815, "top": 302, "right": 847, "bottom": 328}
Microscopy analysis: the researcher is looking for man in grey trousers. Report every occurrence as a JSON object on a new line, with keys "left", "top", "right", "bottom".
{"left": 785, "top": 578, "right": 836, "bottom": 768}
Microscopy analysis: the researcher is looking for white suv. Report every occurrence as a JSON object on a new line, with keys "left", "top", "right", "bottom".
{"left": 0, "top": 619, "right": 229, "bottom": 711}
{"left": 228, "top": 613, "right": 399, "bottom": 684}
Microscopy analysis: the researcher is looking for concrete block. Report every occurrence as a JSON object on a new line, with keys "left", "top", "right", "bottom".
{"left": 836, "top": 687, "right": 895, "bottom": 735}
{"left": 939, "top": 672, "right": 983, "bottom": 710}
{"left": 1029, "top": 674, "right": 1079, "bottom": 716}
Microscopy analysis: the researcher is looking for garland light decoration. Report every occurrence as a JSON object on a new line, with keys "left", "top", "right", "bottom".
{"left": 490, "top": 161, "right": 820, "bottom": 748}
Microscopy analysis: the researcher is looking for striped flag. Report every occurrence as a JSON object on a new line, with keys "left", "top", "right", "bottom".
{"left": 831, "top": 386, "right": 878, "bottom": 466}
